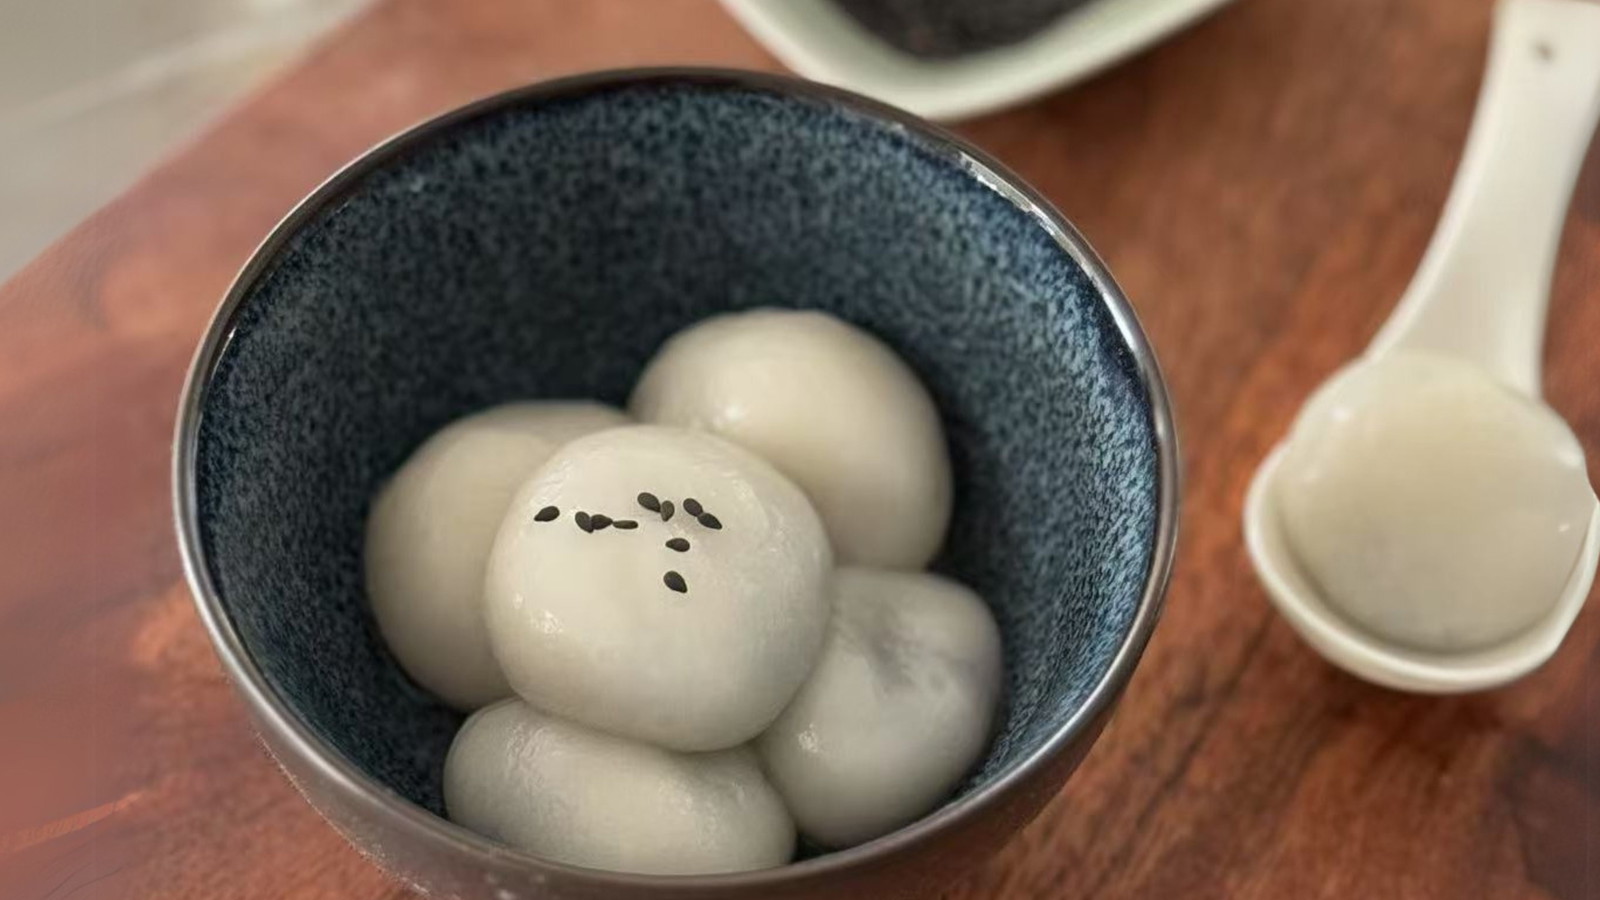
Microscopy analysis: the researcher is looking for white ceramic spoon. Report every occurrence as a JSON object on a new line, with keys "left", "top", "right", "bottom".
{"left": 1245, "top": 0, "right": 1600, "bottom": 693}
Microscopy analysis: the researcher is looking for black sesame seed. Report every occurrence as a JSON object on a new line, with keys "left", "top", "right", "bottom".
{"left": 683, "top": 498, "right": 704, "bottom": 517}
{"left": 663, "top": 571, "right": 688, "bottom": 593}
{"left": 590, "top": 514, "right": 613, "bottom": 530}
{"left": 613, "top": 519, "right": 639, "bottom": 530}
{"left": 534, "top": 506, "right": 560, "bottom": 522}
{"left": 659, "top": 500, "right": 675, "bottom": 522}
{"left": 575, "top": 511, "right": 593, "bottom": 532}
{"left": 665, "top": 538, "right": 690, "bottom": 552}
{"left": 637, "top": 492, "right": 661, "bottom": 512}
{"left": 698, "top": 513, "right": 722, "bottom": 530}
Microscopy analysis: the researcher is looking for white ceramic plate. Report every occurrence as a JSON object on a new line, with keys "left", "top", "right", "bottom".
{"left": 720, "top": 0, "right": 1238, "bottom": 120}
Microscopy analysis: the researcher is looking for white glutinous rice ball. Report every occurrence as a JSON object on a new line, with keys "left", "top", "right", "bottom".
{"left": 365, "top": 401, "right": 628, "bottom": 710}
{"left": 629, "top": 309, "right": 952, "bottom": 570}
{"left": 1275, "top": 351, "right": 1593, "bottom": 652}
{"left": 485, "top": 425, "right": 833, "bottom": 751}
{"left": 444, "top": 701, "right": 795, "bottom": 874}
{"left": 758, "top": 567, "right": 1003, "bottom": 848}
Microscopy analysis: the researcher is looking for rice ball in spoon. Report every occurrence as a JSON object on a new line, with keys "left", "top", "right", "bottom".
{"left": 485, "top": 425, "right": 832, "bottom": 750}
{"left": 758, "top": 567, "right": 1003, "bottom": 848}
{"left": 630, "top": 309, "right": 952, "bottom": 569}
{"left": 365, "top": 401, "right": 627, "bottom": 710}
{"left": 445, "top": 700, "right": 795, "bottom": 874}
{"left": 1274, "top": 351, "right": 1593, "bottom": 652}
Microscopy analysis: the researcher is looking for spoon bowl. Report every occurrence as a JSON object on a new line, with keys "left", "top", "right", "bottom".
{"left": 1246, "top": 446, "right": 1600, "bottom": 693}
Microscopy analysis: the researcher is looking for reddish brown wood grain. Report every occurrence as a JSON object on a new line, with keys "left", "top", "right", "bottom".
{"left": 1, "top": 0, "right": 1595, "bottom": 897}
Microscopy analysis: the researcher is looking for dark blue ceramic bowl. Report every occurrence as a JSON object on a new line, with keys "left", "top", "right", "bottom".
{"left": 175, "top": 69, "right": 1176, "bottom": 899}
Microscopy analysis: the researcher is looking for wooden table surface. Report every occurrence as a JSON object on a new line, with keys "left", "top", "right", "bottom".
{"left": 3, "top": 0, "right": 1597, "bottom": 897}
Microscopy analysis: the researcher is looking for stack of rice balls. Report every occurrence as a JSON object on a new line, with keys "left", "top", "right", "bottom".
{"left": 366, "top": 309, "right": 1003, "bottom": 875}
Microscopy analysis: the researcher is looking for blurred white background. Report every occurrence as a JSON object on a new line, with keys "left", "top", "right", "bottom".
{"left": 0, "top": 0, "right": 369, "bottom": 283}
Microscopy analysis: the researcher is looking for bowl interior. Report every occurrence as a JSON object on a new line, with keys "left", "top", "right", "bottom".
{"left": 192, "top": 76, "right": 1161, "bottom": 841}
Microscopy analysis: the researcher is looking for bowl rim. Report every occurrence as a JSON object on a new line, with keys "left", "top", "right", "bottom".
{"left": 172, "top": 66, "right": 1179, "bottom": 891}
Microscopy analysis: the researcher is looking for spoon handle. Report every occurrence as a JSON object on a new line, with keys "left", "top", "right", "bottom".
{"left": 1368, "top": 0, "right": 1600, "bottom": 396}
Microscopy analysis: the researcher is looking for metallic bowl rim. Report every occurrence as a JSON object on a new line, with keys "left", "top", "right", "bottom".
{"left": 172, "top": 66, "right": 1180, "bottom": 892}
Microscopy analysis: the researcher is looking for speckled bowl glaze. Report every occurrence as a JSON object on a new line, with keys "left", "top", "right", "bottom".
{"left": 175, "top": 69, "right": 1177, "bottom": 899}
